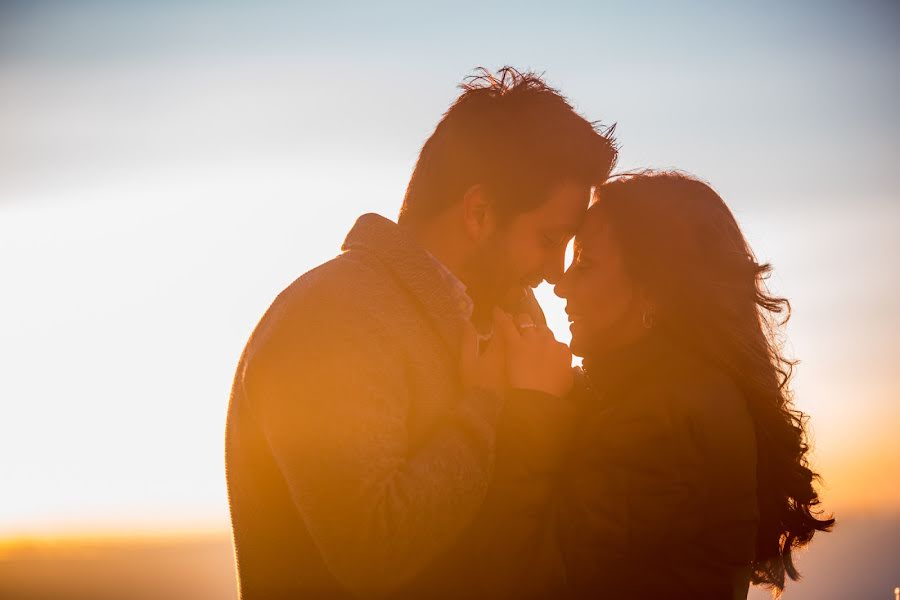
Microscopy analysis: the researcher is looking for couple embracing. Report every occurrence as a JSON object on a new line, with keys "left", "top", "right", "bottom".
{"left": 225, "top": 68, "right": 832, "bottom": 599}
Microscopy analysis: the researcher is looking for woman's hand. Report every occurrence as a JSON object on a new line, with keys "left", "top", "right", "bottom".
{"left": 496, "top": 309, "right": 574, "bottom": 398}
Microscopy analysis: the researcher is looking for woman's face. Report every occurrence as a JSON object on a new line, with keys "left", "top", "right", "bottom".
{"left": 554, "top": 210, "right": 648, "bottom": 358}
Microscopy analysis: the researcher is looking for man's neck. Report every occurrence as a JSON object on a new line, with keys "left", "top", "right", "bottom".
{"left": 469, "top": 302, "right": 495, "bottom": 334}
{"left": 403, "top": 218, "right": 496, "bottom": 333}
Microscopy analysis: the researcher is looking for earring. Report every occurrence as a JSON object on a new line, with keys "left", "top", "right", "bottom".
{"left": 642, "top": 309, "right": 655, "bottom": 329}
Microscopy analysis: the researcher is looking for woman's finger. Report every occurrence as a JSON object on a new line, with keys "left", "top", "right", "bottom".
{"left": 513, "top": 312, "right": 537, "bottom": 336}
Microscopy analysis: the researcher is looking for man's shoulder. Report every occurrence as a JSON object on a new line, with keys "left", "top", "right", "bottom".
{"left": 246, "top": 250, "right": 410, "bottom": 356}
{"left": 233, "top": 251, "right": 412, "bottom": 417}
{"left": 283, "top": 250, "right": 388, "bottom": 304}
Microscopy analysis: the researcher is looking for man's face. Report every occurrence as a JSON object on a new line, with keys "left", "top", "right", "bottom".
{"left": 465, "top": 181, "right": 591, "bottom": 310}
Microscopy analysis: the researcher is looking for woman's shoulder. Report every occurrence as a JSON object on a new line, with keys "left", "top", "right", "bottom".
{"left": 580, "top": 335, "right": 753, "bottom": 440}
{"left": 652, "top": 342, "right": 756, "bottom": 459}
{"left": 669, "top": 348, "right": 741, "bottom": 401}
{"left": 642, "top": 338, "right": 740, "bottom": 404}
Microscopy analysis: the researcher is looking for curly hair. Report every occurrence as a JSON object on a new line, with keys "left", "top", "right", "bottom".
{"left": 399, "top": 66, "right": 617, "bottom": 226}
{"left": 595, "top": 171, "right": 834, "bottom": 596}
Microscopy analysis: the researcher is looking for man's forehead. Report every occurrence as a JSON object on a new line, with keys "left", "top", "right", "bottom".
{"left": 542, "top": 217, "right": 582, "bottom": 234}
{"left": 538, "top": 182, "right": 591, "bottom": 216}
{"left": 541, "top": 201, "right": 590, "bottom": 232}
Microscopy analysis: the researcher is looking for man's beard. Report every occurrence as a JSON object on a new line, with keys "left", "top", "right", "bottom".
{"left": 462, "top": 235, "right": 525, "bottom": 326}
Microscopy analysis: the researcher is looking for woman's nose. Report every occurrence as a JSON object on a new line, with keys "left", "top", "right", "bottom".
{"left": 554, "top": 270, "right": 571, "bottom": 299}
{"left": 543, "top": 246, "right": 568, "bottom": 285}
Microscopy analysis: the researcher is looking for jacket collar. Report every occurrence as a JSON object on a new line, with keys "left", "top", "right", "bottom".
{"left": 341, "top": 213, "right": 471, "bottom": 358}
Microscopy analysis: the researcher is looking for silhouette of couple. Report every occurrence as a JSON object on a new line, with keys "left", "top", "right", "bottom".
{"left": 225, "top": 68, "right": 832, "bottom": 599}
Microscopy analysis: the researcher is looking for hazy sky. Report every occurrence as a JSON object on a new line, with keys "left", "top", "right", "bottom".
{"left": 1, "top": 0, "right": 898, "bottom": 536}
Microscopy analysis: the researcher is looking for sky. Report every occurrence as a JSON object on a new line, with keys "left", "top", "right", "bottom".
{"left": 1, "top": 0, "right": 898, "bottom": 537}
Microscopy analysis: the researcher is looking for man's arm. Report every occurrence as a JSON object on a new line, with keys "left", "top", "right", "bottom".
{"left": 431, "top": 315, "right": 580, "bottom": 598}
{"left": 242, "top": 297, "right": 503, "bottom": 598}
{"left": 443, "top": 386, "right": 578, "bottom": 599}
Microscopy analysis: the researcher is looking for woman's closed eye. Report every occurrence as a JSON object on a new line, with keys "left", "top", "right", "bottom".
{"left": 542, "top": 234, "right": 568, "bottom": 248}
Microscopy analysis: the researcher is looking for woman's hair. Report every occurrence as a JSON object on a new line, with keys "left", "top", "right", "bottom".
{"left": 594, "top": 171, "right": 834, "bottom": 595}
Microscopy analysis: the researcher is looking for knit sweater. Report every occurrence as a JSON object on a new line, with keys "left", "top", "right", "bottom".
{"left": 225, "top": 213, "right": 575, "bottom": 599}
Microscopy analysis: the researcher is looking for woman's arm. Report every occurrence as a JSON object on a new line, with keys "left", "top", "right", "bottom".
{"left": 441, "top": 371, "right": 587, "bottom": 598}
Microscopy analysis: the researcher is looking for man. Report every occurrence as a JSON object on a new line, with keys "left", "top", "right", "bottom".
{"left": 225, "top": 67, "right": 617, "bottom": 598}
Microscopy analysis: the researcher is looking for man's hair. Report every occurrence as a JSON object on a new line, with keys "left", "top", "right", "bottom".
{"left": 398, "top": 67, "right": 617, "bottom": 226}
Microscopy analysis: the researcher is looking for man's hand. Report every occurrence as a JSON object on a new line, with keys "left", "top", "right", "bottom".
{"left": 460, "top": 312, "right": 507, "bottom": 396}
{"left": 499, "top": 286, "right": 547, "bottom": 327}
{"left": 518, "top": 286, "right": 548, "bottom": 327}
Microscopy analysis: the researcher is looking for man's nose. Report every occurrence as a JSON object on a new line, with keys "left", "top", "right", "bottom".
{"left": 543, "top": 248, "right": 567, "bottom": 285}
{"left": 554, "top": 269, "right": 571, "bottom": 299}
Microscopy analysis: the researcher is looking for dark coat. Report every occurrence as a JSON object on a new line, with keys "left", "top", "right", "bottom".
{"left": 557, "top": 332, "right": 759, "bottom": 599}
{"left": 225, "top": 213, "right": 572, "bottom": 599}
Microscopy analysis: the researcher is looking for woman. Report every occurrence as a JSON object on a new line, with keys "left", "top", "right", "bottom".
{"left": 550, "top": 171, "right": 834, "bottom": 598}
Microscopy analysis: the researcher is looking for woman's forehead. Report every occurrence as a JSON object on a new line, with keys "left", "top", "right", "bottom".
{"left": 574, "top": 211, "right": 614, "bottom": 256}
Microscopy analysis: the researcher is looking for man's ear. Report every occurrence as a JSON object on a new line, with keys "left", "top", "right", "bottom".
{"left": 461, "top": 184, "right": 496, "bottom": 242}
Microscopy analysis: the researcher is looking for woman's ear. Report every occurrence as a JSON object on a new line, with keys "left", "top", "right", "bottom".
{"left": 461, "top": 184, "right": 496, "bottom": 242}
